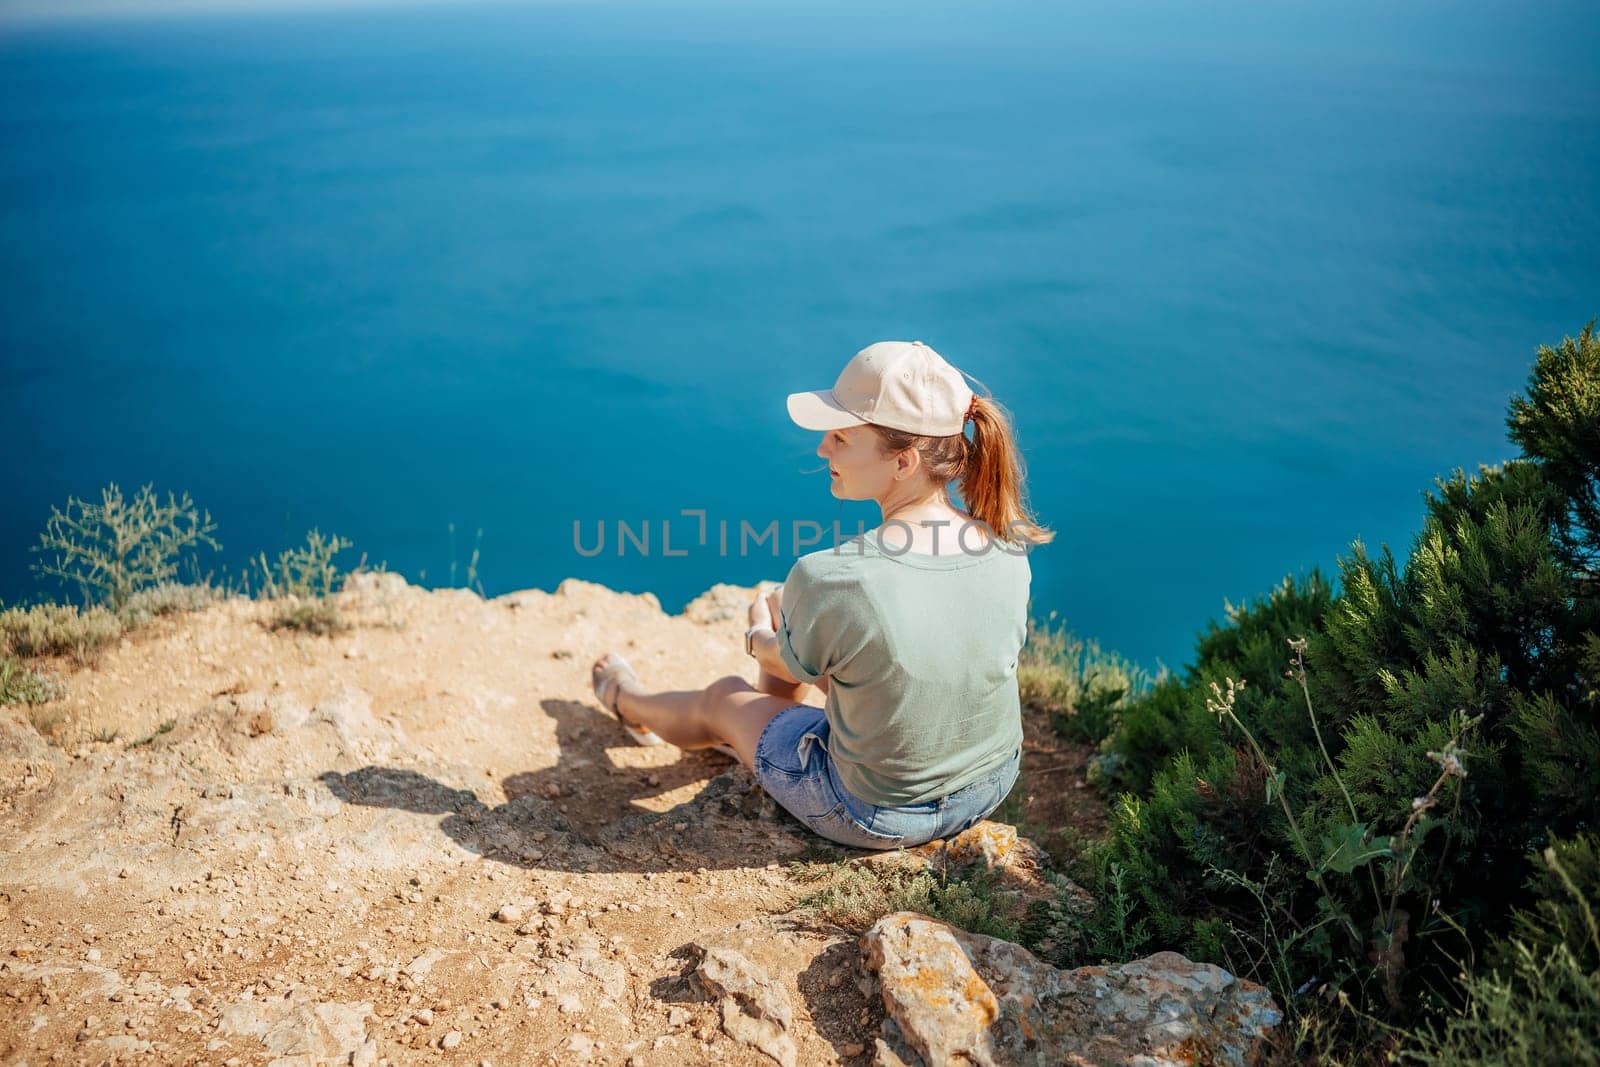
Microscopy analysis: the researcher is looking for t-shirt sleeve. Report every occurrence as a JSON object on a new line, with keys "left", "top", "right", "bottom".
{"left": 775, "top": 557, "right": 868, "bottom": 684}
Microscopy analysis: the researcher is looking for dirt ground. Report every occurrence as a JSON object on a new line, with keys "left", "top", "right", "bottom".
{"left": 0, "top": 574, "right": 1101, "bottom": 1065}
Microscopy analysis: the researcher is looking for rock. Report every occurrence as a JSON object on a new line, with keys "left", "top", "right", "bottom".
{"left": 696, "top": 946, "right": 797, "bottom": 1067}
{"left": 494, "top": 904, "right": 523, "bottom": 924}
{"left": 0, "top": 709, "right": 62, "bottom": 801}
{"left": 682, "top": 583, "right": 761, "bottom": 625}
{"left": 874, "top": 1034, "right": 918, "bottom": 1067}
{"left": 687, "top": 913, "right": 861, "bottom": 1066}
{"left": 862, "top": 912, "right": 1281, "bottom": 1067}
{"left": 577, "top": 955, "right": 627, "bottom": 1001}
{"left": 87, "top": 1036, "right": 153, "bottom": 1056}
{"left": 217, "top": 995, "right": 372, "bottom": 1066}
{"left": 861, "top": 917, "right": 998, "bottom": 1065}
{"left": 340, "top": 570, "right": 411, "bottom": 601}
{"left": 403, "top": 949, "right": 448, "bottom": 980}
{"left": 442, "top": 1030, "right": 463, "bottom": 1049}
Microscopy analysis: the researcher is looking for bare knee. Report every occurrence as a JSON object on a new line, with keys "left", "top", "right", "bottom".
{"left": 696, "top": 674, "right": 753, "bottom": 717}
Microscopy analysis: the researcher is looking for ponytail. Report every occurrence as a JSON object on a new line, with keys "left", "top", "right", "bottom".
{"left": 959, "top": 394, "right": 1055, "bottom": 547}
{"left": 869, "top": 389, "right": 1054, "bottom": 548}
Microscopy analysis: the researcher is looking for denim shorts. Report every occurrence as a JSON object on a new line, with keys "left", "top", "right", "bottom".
{"left": 752, "top": 704, "right": 1022, "bottom": 851}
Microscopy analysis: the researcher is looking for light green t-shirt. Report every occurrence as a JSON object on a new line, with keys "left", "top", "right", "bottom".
{"left": 775, "top": 527, "right": 1033, "bottom": 807}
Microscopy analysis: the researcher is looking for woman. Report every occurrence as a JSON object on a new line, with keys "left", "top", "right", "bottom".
{"left": 590, "top": 339, "right": 1053, "bottom": 849}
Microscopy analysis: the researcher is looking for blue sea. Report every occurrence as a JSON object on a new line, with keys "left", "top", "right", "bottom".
{"left": 3, "top": 0, "right": 1597, "bottom": 673}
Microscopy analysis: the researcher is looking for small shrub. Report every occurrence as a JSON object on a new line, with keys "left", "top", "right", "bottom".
{"left": 1075, "top": 320, "right": 1600, "bottom": 1044}
{"left": 30, "top": 483, "right": 219, "bottom": 610}
{"left": 799, "top": 859, "right": 1019, "bottom": 941}
{"left": 254, "top": 529, "right": 353, "bottom": 600}
{"left": 270, "top": 598, "right": 347, "bottom": 636}
{"left": 0, "top": 657, "right": 65, "bottom": 707}
{"left": 1025, "top": 859, "right": 1153, "bottom": 969}
{"left": 26, "top": 703, "right": 66, "bottom": 738}
{"left": 1397, "top": 834, "right": 1600, "bottom": 1065}
{"left": 0, "top": 602, "right": 122, "bottom": 662}
{"left": 117, "top": 581, "right": 223, "bottom": 629}
{"left": 448, "top": 522, "right": 486, "bottom": 596}
{"left": 254, "top": 529, "right": 355, "bottom": 635}
{"left": 128, "top": 718, "right": 176, "bottom": 747}
{"left": 1019, "top": 612, "right": 1164, "bottom": 745}
{"left": 1505, "top": 320, "right": 1600, "bottom": 574}
{"left": 1102, "top": 569, "right": 1336, "bottom": 794}
{"left": 1491, "top": 834, "right": 1600, "bottom": 975}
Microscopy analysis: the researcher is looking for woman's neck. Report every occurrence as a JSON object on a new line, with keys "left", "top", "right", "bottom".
{"left": 878, "top": 484, "right": 956, "bottom": 527}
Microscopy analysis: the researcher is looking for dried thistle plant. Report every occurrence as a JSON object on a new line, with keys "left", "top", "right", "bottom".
{"left": 30, "top": 483, "right": 219, "bottom": 610}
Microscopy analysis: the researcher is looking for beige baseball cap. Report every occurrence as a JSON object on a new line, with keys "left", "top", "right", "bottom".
{"left": 786, "top": 340, "right": 977, "bottom": 437}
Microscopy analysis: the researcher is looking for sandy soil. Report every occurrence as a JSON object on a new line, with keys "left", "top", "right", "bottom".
{"left": 0, "top": 573, "right": 1098, "bottom": 1065}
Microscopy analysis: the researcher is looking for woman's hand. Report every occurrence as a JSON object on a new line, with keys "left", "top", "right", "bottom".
{"left": 749, "top": 582, "right": 782, "bottom": 630}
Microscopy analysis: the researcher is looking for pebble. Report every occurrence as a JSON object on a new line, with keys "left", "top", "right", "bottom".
{"left": 442, "top": 1030, "right": 463, "bottom": 1050}
{"left": 494, "top": 905, "right": 523, "bottom": 924}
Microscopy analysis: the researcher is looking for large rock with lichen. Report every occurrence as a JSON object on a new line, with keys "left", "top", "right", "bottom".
{"left": 862, "top": 912, "right": 1281, "bottom": 1066}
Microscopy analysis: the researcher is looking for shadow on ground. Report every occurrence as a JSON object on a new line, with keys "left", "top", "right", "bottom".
{"left": 318, "top": 697, "right": 838, "bottom": 874}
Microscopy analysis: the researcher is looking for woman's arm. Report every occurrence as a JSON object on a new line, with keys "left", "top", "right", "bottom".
{"left": 750, "top": 629, "right": 830, "bottom": 699}
{"left": 748, "top": 582, "right": 830, "bottom": 699}
{"left": 750, "top": 628, "right": 800, "bottom": 684}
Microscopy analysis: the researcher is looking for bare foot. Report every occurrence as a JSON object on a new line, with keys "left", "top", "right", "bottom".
{"left": 590, "top": 651, "right": 661, "bottom": 744}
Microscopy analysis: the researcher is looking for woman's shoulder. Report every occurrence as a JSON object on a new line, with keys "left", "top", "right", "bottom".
{"left": 788, "top": 540, "right": 871, "bottom": 582}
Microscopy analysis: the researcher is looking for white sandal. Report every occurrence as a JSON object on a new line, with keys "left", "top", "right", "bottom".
{"left": 592, "top": 653, "right": 666, "bottom": 747}
{"left": 592, "top": 652, "right": 744, "bottom": 761}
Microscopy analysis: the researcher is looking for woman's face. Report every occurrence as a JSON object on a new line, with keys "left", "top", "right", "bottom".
{"left": 818, "top": 425, "right": 897, "bottom": 500}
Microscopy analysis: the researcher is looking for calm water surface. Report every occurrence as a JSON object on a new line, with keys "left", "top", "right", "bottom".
{"left": 3, "top": 0, "right": 1597, "bottom": 671}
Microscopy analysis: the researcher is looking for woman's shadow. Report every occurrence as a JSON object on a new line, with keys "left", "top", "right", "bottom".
{"left": 317, "top": 697, "right": 824, "bottom": 874}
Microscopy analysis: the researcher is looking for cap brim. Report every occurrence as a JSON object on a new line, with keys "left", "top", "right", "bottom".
{"left": 786, "top": 389, "right": 868, "bottom": 431}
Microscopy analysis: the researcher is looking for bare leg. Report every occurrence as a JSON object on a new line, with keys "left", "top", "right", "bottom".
{"left": 592, "top": 653, "right": 802, "bottom": 772}
{"left": 756, "top": 666, "right": 808, "bottom": 704}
